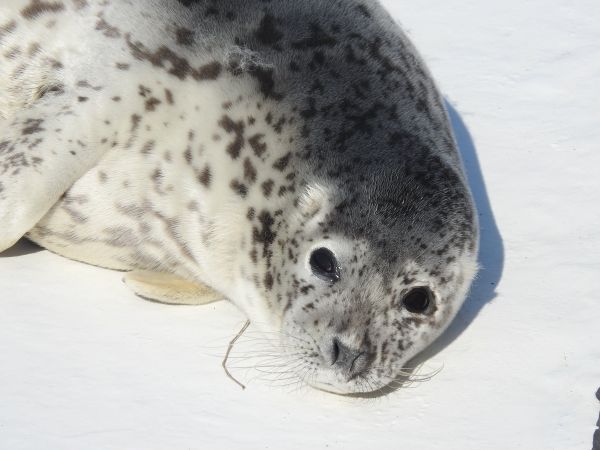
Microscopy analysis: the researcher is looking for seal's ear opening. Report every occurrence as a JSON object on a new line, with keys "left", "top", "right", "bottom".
{"left": 297, "top": 183, "right": 328, "bottom": 219}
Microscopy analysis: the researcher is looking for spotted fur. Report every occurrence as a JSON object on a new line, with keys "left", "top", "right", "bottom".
{"left": 0, "top": 0, "right": 478, "bottom": 394}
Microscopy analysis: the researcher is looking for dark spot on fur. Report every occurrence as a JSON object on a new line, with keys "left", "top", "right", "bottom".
{"left": 250, "top": 249, "right": 258, "bottom": 264}
{"left": 130, "top": 114, "right": 141, "bottom": 132}
{"left": 138, "top": 85, "right": 151, "bottom": 97}
{"left": 255, "top": 14, "right": 283, "bottom": 46}
{"left": 165, "top": 89, "right": 174, "bottom": 105}
{"left": 145, "top": 97, "right": 161, "bottom": 111}
{"left": 95, "top": 16, "right": 121, "bottom": 38}
{"left": 198, "top": 165, "right": 211, "bottom": 187}
{"left": 22, "top": 119, "right": 44, "bottom": 135}
{"left": 356, "top": 4, "right": 372, "bottom": 18}
{"left": 141, "top": 140, "right": 155, "bottom": 155}
{"left": 243, "top": 158, "right": 257, "bottom": 184}
{"left": 273, "top": 152, "right": 291, "bottom": 171}
{"left": 194, "top": 61, "right": 222, "bottom": 80}
{"left": 273, "top": 116, "right": 286, "bottom": 134}
{"left": 175, "top": 27, "right": 194, "bottom": 46}
{"left": 253, "top": 211, "right": 277, "bottom": 267}
{"left": 230, "top": 179, "right": 248, "bottom": 198}
{"left": 73, "top": 0, "right": 88, "bottom": 10}
{"left": 4, "top": 47, "right": 21, "bottom": 59}
{"left": 28, "top": 42, "right": 41, "bottom": 56}
{"left": 291, "top": 23, "right": 337, "bottom": 49}
{"left": 0, "top": 21, "right": 17, "bottom": 41}
{"left": 151, "top": 168, "right": 163, "bottom": 182}
{"left": 204, "top": 6, "right": 218, "bottom": 16}
{"left": 126, "top": 34, "right": 221, "bottom": 81}
{"left": 264, "top": 272, "right": 274, "bottom": 290}
{"left": 248, "top": 66, "right": 284, "bottom": 100}
{"left": 177, "top": 0, "right": 200, "bottom": 7}
{"left": 76, "top": 80, "right": 102, "bottom": 91}
{"left": 21, "top": 1, "right": 65, "bottom": 20}
{"left": 249, "top": 133, "right": 267, "bottom": 157}
{"left": 183, "top": 147, "right": 193, "bottom": 164}
{"left": 218, "top": 115, "right": 245, "bottom": 159}
{"left": 261, "top": 179, "right": 274, "bottom": 197}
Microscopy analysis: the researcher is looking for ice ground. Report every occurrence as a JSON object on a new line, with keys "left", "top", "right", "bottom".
{"left": 1, "top": 0, "right": 599, "bottom": 448}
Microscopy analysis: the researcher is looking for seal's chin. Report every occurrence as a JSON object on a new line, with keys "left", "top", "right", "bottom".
{"left": 302, "top": 371, "right": 388, "bottom": 395}
{"left": 306, "top": 379, "right": 386, "bottom": 395}
{"left": 308, "top": 381, "right": 354, "bottom": 395}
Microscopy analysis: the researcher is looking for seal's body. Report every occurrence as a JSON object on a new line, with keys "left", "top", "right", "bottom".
{"left": 0, "top": 0, "right": 478, "bottom": 394}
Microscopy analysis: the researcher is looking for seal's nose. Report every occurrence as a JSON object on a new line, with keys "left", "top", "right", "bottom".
{"left": 329, "top": 337, "right": 371, "bottom": 379}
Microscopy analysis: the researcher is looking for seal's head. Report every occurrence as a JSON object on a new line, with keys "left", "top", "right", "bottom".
{"left": 239, "top": 154, "right": 478, "bottom": 394}
{"left": 216, "top": 0, "right": 480, "bottom": 394}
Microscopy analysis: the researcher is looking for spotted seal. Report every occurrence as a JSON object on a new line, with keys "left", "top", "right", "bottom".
{"left": 0, "top": 0, "right": 479, "bottom": 394}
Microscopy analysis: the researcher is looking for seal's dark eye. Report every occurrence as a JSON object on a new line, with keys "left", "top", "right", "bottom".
{"left": 309, "top": 248, "right": 340, "bottom": 282}
{"left": 402, "top": 287, "right": 433, "bottom": 313}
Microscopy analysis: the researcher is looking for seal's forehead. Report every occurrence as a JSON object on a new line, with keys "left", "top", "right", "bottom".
{"left": 322, "top": 164, "right": 475, "bottom": 262}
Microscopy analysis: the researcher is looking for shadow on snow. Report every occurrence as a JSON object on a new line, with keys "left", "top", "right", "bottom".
{"left": 352, "top": 100, "right": 505, "bottom": 399}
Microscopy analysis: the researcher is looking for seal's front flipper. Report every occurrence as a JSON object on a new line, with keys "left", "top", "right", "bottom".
{"left": 0, "top": 91, "right": 113, "bottom": 253}
{"left": 123, "top": 271, "right": 224, "bottom": 305}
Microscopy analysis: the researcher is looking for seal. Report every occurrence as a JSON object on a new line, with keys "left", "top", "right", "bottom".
{"left": 0, "top": 0, "right": 479, "bottom": 394}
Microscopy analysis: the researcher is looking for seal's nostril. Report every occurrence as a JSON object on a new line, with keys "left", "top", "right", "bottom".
{"left": 328, "top": 337, "right": 371, "bottom": 378}
{"left": 348, "top": 352, "right": 372, "bottom": 380}
{"left": 331, "top": 337, "right": 341, "bottom": 365}
{"left": 349, "top": 352, "right": 365, "bottom": 373}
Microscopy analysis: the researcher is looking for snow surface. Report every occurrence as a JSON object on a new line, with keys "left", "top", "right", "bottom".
{"left": 1, "top": 1, "right": 600, "bottom": 449}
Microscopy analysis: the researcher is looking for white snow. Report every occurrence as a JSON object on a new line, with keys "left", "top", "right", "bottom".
{"left": 1, "top": 1, "right": 600, "bottom": 449}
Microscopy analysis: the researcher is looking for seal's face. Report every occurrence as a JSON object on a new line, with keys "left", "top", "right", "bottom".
{"left": 260, "top": 170, "right": 478, "bottom": 394}
{"left": 279, "top": 239, "right": 477, "bottom": 394}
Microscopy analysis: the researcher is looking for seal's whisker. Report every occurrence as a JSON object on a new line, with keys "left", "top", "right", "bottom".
{"left": 227, "top": 351, "right": 306, "bottom": 362}
{"left": 252, "top": 372, "right": 297, "bottom": 383}
{"left": 226, "top": 362, "right": 297, "bottom": 370}
{"left": 224, "top": 349, "right": 303, "bottom": 358}
{"left": 247, "top": 365, "right": 302, "bottom": 375}
{"left": 288, "top": 367, "right": 312, "bottom": 393}
{"left": 265, "top": 377, "right": 303, "bottom": 389}
{"left": 253, "top": 361, "right": 308, "bottom": 387}
{"left": 249, "top": 359, "right": 306, "bottom": 375}
{"left": 223, "top": 339, "right": 294, "bottom": 350}
{"left": 235, "top": 358, "right": 305, "bottom": 385}
{"left": 368, "top": 367, "right": 414, "bottom": 378}
{"left": 226, "top": 361, "right": 297, "bottom": 374}
{"left": 240, "top": 328, "right": 312, "bottom": 345}
{"left": 254, "top": 372, "right": 299, "bottom": 385}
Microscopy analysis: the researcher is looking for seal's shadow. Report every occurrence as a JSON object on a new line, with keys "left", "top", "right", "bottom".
{"left": 414, "top": 101, "right": 505, "bottom": 361}
{"left": 349, "top": 101, "right": 505, "bottom": 399}
{"left": 0, "top": 238, "right": 43, "bottom": 257}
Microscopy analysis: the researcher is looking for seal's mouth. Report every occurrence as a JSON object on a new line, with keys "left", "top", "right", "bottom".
{"left": 300, "top": 368, "right": 389, "bottom": 395}
{"left": 307, "top": 380, "right": 362, "bottom": 395}
{"left": 305, "top": 378, "right": 389, "bottom": 396}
